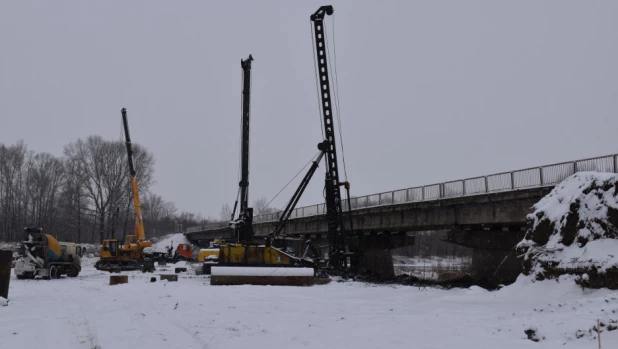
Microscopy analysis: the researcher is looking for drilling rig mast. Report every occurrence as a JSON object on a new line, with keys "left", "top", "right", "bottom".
{"left": 230, "top": 54, "right": 255, "bottom": 244}
{"left": 310, "top": 5, "right": 354, "bottom": 271}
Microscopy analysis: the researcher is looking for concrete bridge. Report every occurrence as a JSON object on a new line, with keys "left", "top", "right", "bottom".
{"left": 186, "top": 153, "right": 618, "bottom": 283}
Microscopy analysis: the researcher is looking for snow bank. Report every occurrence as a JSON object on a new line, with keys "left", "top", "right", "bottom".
{"left": 145, "top": 233, "right": 190, "bottom": 253}
{"left": 518, "top": 172, "right": 618, "bottom": 288}
{"left": 0, "top": 297, "right": 6, "bottom": 306}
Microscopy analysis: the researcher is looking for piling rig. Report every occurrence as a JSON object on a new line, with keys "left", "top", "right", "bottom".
{"left": 264, "top": 5, "right": 357, "bottom": 274}
{"left": 213, "top": 6, "right": 357, "bottom": 285}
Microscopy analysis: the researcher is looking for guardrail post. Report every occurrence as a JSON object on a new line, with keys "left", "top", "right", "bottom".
{"left": 301, "top": 207, "right": 305, "bottom": 217}
{"left": 510, "top": 172, "right": 515, "bottom": 189}
{"left": 614, "top": 156, "right": 617, "bottom": 173}
{"left": 422, "top": 186, "right": 425, "bottom": 200}
{"left": 391, "top": 191, "right": 394, "bottom": 204}
{"left": 462, "top": 180, "right": 466, "bottom": 196}
{"left": 405, "top": 189, "right": 409, "bottom": 202}
{"left": 440, "top": 183, "right": 444, "bottom": 198}
{"left": 573, "top": 161, "right": 577, "bottom": 174}
{"left": 539, "top": 167, "right": 544, "bottom": 185}
{"left": 484, "top": 176, "right": 489, "bottom": 193}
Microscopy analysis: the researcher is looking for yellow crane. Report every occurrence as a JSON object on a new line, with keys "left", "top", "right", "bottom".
{"left": 95, "top": 108, "right": 154, "bottom": 273}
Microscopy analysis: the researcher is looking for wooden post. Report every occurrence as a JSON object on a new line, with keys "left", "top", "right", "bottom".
{"left": 160, "top": 274, "right": 178, "bottom": 282}
{"left": 598, "top": 319, "right": 601, "bottom": 349}
{"left": 109, "top": 275, "right": 128, "bottom": 285}
{"left": 0, "top": 250, "right": 12, "bottom": 299}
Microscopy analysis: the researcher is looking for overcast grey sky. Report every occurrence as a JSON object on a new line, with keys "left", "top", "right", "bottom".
{"left": 1, "top": 1, "right": 617, "bottom": 219}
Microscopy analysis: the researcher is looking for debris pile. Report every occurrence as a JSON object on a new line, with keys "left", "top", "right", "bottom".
{"left": 517, "top": 172, "right": 618, "bottom": 289}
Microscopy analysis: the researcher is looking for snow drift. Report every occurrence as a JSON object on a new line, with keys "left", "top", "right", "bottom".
{"left": 517, "top": 172, "right": 618, "bottom": 288}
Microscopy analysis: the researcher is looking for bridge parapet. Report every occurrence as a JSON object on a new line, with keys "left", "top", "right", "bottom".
{"left": 254, "top": 153, "right": 617, "bottom": 223}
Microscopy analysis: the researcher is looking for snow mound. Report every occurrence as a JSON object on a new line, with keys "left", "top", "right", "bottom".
{"left": 518, "top": 172, "right": 618, "bottom": 288}
{"left": 0, "top": 297, "right": 6, "bottom": 306}
{"left": 145, "top": 233, "right": 190, "bottom": 253}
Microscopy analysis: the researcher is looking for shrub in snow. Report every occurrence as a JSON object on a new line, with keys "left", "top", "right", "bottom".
{"left": 517, "top": 172, "right": 618, "bottom": 289}
{"left": 524, "top": 327, "right": 541, "bottom": 342}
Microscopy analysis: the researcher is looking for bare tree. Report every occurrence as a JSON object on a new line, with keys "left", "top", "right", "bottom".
{"left": 23, "top": 152, "right": 65, "bottom": 233}
{"left": 252, "top": 196, "right": 277, "bottom": 215}
{"left": 219, "top": 203, "right": 232, "bottom": 222}
{"left": 142, "top": 193, "right": 178, "bottom": 238}
{"left": 0, "top": 141, "right": 27, "bottom": 241}
{"left": 57, "top": 161, "right": 88, "bottom": 243}
{"left": 0, "top": 138, "right": 210, "bottom": 245}
{"left": 64, "top": 136, "right": 155, "bottom": 243}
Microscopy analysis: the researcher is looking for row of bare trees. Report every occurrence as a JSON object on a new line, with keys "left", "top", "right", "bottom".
{"left": 218, "top": 196, "right": 277, "bottom": 222}
{"left": 0, "top": 138, "right": 209, "bottom": 244}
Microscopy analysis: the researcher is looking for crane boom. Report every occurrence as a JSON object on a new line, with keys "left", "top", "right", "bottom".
{"left": 121, "top": 108, "right": 145, "bottom": 242}
{"left": 310, "top": 5, "right": 348, "bottom": 270}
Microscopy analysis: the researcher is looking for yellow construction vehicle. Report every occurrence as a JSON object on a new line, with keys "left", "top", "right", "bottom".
{"left": 95, "top": 108, "right": 154, "bottom": 273}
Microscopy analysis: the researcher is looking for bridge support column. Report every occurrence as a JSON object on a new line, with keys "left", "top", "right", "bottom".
{"left": 359, "top": 247, "right": 395, "bottom": 281}
{"left": 470, "top": 249, "right": 520, "bottom": 285}
{"left": 439, "top": 230, "right": 525, "bottom": 285}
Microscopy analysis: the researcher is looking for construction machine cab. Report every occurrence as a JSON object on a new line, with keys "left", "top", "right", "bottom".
{"left": 101, "top": 239, "right": 119, "bottom": 258}
{"left": 270, "top": 237, "right": 302, "bottom": 256}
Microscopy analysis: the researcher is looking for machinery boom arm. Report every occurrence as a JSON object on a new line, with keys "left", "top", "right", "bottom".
{"left": 271, "top": 151, "right": 325, "bottom": 237}
{"left": 121, "top": 108, "right": 145, "bottom": 241}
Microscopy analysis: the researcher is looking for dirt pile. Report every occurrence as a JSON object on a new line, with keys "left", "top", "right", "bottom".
{"left": 517, "top": 172, "right": 618, "bottom": 289}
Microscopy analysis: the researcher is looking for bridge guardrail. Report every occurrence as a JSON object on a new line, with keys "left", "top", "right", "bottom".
{"left": 253, "top": 153, "right": 618, "bottom": 224}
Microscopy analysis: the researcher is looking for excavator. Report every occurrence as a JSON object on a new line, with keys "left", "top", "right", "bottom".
{"left": 94, "top": 108, "right": 155, "bottom": 273}
{"left": 211, "top": 5, "right": 357, "bottom": 285}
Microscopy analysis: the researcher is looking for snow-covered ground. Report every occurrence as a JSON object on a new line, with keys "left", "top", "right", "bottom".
{"left": 2, "top": 258, "right": 616, "bottom": 349}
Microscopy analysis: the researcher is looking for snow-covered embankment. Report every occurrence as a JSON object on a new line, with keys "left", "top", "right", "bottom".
{"left": 518, "top": 172, "right": 618, "bottom": 289}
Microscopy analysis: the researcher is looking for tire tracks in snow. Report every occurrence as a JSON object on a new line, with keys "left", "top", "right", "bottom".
{"left": 45, "top": 278, "right": 102, "bottom": 349}
{"left": 73, "top": 274, "right": 210, "bottom": 349}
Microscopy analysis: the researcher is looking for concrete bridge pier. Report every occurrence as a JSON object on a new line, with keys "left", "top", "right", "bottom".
{"left": 440, "top": 229, "right": 526, "bottom": 285}
{"left": 358, "top": 247, "right": 395, "bottom": 281}
{"left": 355, "top": 233, "right": 414, "bottom": 281}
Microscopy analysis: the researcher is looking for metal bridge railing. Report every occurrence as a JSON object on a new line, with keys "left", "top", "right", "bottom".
{"left": 252, "top": 153, "right": 618, "bottom": 224}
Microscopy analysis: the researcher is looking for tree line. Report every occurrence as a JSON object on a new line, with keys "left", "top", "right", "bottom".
{"left": 0, "top": 137, "right": 211, "bottom": 244}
